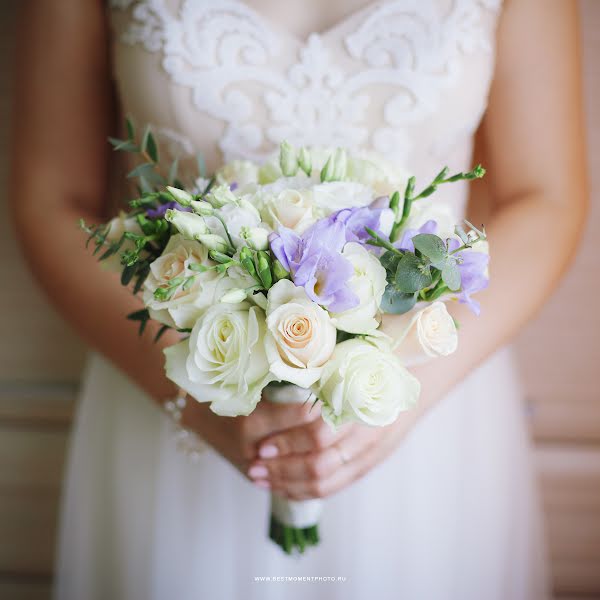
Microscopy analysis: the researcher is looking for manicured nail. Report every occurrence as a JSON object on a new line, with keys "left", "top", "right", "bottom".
{"left": 254, "top": 479, "right": 271, "bottom": 489}
{"left": 248, "top": 465, "right": 269, "bottom": 479}
{"left": 259, "top": 445, "right": 278, "bottom": 459}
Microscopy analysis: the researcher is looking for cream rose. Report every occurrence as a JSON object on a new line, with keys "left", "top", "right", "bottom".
{"left": 143, "top": 235, "right": 224, "bottom": 329}
{"left": 383, "top": 301, "right": 458, "bottom": 366}
{"left": 265, "top": 280, "right": 337, "bottom": 387}
{"left": 330, "top": 243, "right": 387, "bottom": 334}
{"left": 261, "top": 189, "right": 317, "bottom": 233}
{"left": 317, "top": 338, "right": 420, "bottom": 428}
{"left": 164, "top": 303, "right": 272, "bottom": 416}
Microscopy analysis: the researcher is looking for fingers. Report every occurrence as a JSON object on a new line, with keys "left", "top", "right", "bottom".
{"left": 248, "top": 424, "right": 383, "bottom": 497}
{"left": 277, "top": 429, "right": 384, "bottom": 500}
{"left": 256, "top": 416, "right": 350, "bottom": 459}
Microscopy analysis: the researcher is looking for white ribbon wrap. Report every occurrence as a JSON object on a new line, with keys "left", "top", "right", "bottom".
{"left": 265, "top": 384, "right": 323, "bottom": 528}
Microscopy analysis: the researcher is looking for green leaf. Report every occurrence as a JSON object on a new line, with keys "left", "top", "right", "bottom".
{"left": 146, "top": 131, "right": 159, "bottom": 163}
{"left": 127, "top": 308, "right": 149, "bottom": 322}
{"left": 168, "top": 158, "right": 179, "bottom": 185}
{"left": 441, "top": 262, "right": 461, "bottom": 291}
{"left": 125, "top": 116, "right": 135, "bottom": 140}
{"left": 108, "top": 137, "right": 138, "bottom": 152}
{"left": 121, "top": 264, "right": 137, "bottom": 286}
{"left": 412, "top": 233, "right": 447, "bottom": 263}
{"left": 196, "top": 153, "right": 206, "bottom": 178}
{"left": 127, "top": 162, "right": 156, "bottom": 179}
{"left": 395, "top": 253, "right": 432, "bottom": 293}
{"left": 380, "top": 285, "right": 417, "bottom": 314}
{"left": 154, "top": 324, "right": 170, "bottom": 343}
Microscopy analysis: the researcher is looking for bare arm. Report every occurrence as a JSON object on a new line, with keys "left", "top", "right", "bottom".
{"left": 9, "top": 0, "right": 312, "bottom": 476}
{"left": 250, "top": 0, "right": 589, "bottom": 499}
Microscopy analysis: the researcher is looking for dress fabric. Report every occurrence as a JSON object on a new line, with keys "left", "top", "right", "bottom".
{"left": 54, "top": 1, "right": 550, "bottom": 598}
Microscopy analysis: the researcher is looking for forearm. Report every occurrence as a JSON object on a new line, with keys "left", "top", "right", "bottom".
{"left": 387, "top": 190, "right": 586, "bottom": 428}
{"left": 12, "top": 197, "right": 180, "bottom": 404}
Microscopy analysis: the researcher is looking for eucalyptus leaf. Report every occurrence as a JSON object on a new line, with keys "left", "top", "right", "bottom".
{"left": 395, "top": 253, "right": 433, "bottom": 293}
{"left": 442, "top": 262, "right": 461, "bottom": 291}
{"left": 412, "top": 233, "right": 447, "bottom": 262}
{"left": 168, "top": 158, "right": 179, "bottom": 185}
{"left": 146, "top": 131, "right": 159, "bottom": 163}
{"left": 380, "top": 285, "right": 417, "bottom": 314}
{"left": 380, "top": 250, "right": 401, "bottom": 275}
{"left": 127, "top": 162, "right": 156, "bottom": 179}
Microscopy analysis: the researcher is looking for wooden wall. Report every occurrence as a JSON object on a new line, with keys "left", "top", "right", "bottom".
{"left": 0, "top": 2, "right": 598, "bottom": 598}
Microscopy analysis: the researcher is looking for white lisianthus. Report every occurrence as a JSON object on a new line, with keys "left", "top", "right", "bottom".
{"left": 143, "top": 235, "right": 224, "bottom": 329}
{"left": 312, "top": 181, "right": 373, "bottom": 215}
{"left": 317, "top": 338, "right": 420, "bottom": 429}
{"left": 207, "top": 184, "right": 238, "bottom": 207}
{"left": 164, "top": 209, "right": 209, "bottom": 240}
{"left": 401, "top": 200, "right": 457, "bottom": 240}
{"left": 346, "top": 152, "right": 409, "bottom": 197}
{"left": 240, "top": 226, "right": 269, "bottom": 251}
{"left": 164, "top": 303, "right": 272, "bottom": 416}
{"left": 265, "top": 280, "right": 337, "bottom": 387}
{"left": 261, "top": 189, "right": 317, "bottom": 233}
{"left": 206, "top": 201, "right": 261, "bottom": 248}
{"left": 216, "top": 160, "right": 259, "bottom": 187}
{"left": 102, "top": 211, "right": 143, "bottom": 272}
{"left": 382, "top": 301, "right": 458, "bottom": 366}
{"left": 330, "top": 243, "right": 387, "bottom": 334}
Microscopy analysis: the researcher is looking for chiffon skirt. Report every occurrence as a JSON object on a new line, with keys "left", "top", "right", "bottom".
{"left": 54, "top": 347, "right": 549, "bottom": 600}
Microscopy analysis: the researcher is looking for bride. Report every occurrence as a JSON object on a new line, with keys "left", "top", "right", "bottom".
{"left": 11, "top": 1, "right": 587, "bottom": 599}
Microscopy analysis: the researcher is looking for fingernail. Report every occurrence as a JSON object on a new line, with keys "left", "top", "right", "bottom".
{"left": 254, "top": 479, "right": 271, "bottom": 489}
{"left": 248, "top": 465, "right": 269, "bottom": 479}
{"left": 259, "top": 445, "right": 279, "bottom": 459}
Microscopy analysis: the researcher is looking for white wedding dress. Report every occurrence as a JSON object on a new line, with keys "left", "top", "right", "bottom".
{"left": 54, "top": 1, "right": 549, "bottom": 598}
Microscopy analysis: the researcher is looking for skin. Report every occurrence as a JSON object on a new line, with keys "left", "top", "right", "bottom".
{"left": 10, "top": 0, "right": 588, "bottom": 502}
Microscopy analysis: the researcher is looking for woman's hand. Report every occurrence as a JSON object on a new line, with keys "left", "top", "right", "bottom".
{"left": 246, "top": 414, "right": 410, "bottom": 499}
{"left": 180, "top": 396, "right": 319, "bottom": 482}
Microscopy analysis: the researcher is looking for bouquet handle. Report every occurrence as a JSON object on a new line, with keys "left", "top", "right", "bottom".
{"left": 264, "top": 383, "right": 323, "bottom": 553}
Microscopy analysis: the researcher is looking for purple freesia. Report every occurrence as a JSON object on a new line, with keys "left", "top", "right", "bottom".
{"left": 447, "top": 239, "right": 489, "bottom": 315}
{"left": 269, "top": 217, "right": 359, "bottom": 312}
{"left": 330, "top": 206, "right": 384, "bottom": 244}
{"left": 395, "top": 219, "right": 439, "bottom": 252}
{"left": 146, "top": 201, "right": 191, "bottom": 220}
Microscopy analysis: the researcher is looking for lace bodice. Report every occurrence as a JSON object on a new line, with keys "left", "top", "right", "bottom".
{"left": 109, "top": 0, "right": 502, "bottom": 216}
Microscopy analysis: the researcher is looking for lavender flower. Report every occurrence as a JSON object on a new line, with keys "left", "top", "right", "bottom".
{"left": 329, "top": 206, "right": 385, "bottom": 244}
{"left": 146, "top": 201, "right": 191, "bottom": 220}
{"left": 395, "top": 220, "right": 438, "bottom": 252}
{"left": 447, "top": 239, "right": 489, "bottom": 315}
{"left": 269, "top": 218, "right": 359, "bottom": 312}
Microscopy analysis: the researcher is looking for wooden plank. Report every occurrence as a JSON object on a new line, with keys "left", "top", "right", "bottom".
{"left": 537, "top": 445, "right": 600, "bottom": 596}
{"left": 528, "top": 395, "right": 600, "bottom": 444}
{"left": 0, "top": 581, "right": 51, "bottom": 600}
{"left": 0, "top": 386, "right": 76, "bottom": 430}
{"left": 0, "top": 430, "right": 69, "bottom": 575}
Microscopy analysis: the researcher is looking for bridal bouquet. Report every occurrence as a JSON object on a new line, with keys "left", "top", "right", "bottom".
{"left": 82, "top": 121, "right": 489, "bottom": 554}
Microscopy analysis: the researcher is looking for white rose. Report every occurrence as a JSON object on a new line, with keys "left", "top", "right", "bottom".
{"left": 330, "top": 243, "right": 387, "bottom": 334}
{"left": 382, "top": 301, "right": 458, "bottom": 366}
{"left": 265, "top": 280, "right": 337, "bottom": 387}
{"left": 261, "top": 189, "right": 316, "bottom": 233}
{"left": 143, "top": 234, "right": 225, "bottom": 329}
{"left": 216, "top": 160, "right": 259, "bottom": 187}
{"left": 164, "top": 303, "right": 272, "bottom": 416}
{"left": 102, "top": 212, "right": 143, "bottom": 273}
{"left": 311, "top": 181, "right": 373, "bottom": 215}
{"left": 318, "top": 338, "right": 420, "bottom": 428}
